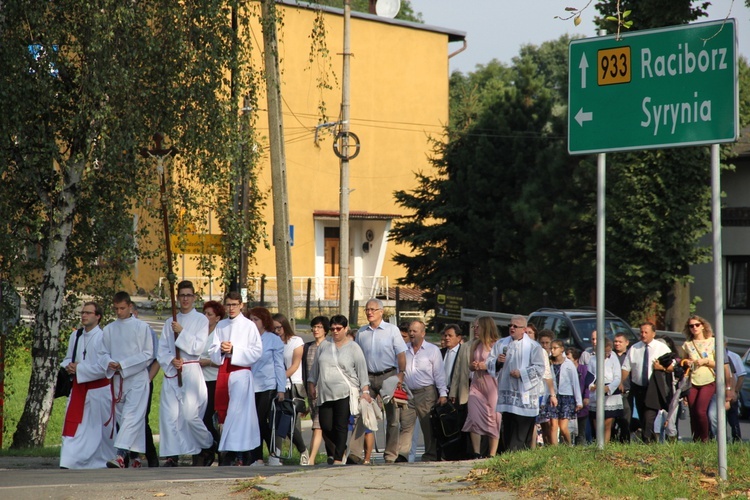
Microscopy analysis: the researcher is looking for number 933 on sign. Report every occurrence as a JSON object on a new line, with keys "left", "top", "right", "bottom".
{"left": 598, "top": 47, "right": 631, "bottom": 86}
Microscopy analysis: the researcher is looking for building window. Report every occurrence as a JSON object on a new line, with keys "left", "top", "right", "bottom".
{"left": 727, "top": 257, "right": 750, "bottom": 309}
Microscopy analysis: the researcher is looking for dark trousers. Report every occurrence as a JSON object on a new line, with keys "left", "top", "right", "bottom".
{"left": 251, "top": 389, "right": 278, "bottom": 462}
{"left": 575, "top": 415, "right": 588, "bottom": 445}
{"left": 501, "top": 412, "right": 536, "bottom": 452}
{"left": 631, "top": 384, "right": 658, "bottom": 443}
{"left": 290, "top": 417, "right": 307, "bottom": 453}
{"left": 727, "top": 399, "right": 742, "bottom": 442}
{"left": 144, "top": 381, "right": 158, "bottom": 465}
{"left": 613, "top": 392, "right": 632, "bottom": 443}
{"left": 319, "top": 397, "right": 351, "bottom": 461}
{"left": 203, "top": 380, "right": 220, "bottom": 446}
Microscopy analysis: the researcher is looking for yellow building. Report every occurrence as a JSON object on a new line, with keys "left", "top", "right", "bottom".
{"left": 134, "top": 1, "right": 465, "bottom": 308}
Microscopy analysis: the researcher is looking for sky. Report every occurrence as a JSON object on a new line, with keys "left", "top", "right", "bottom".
{"left": 408, "top": 0, "right": 750, "bottom": 74}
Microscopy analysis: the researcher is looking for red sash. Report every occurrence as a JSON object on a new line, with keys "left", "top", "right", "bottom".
{"left": 62, "top": 377, "right": 109, "bottom": 437}
{"left": 214, "top": 357, "right": 250, "bottom": 424}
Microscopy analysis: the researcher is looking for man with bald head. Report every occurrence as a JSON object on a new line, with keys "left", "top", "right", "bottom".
{"left": 398, "top": 320, "right": 447, "bottom": 462}
{"left": 491, "top": 315, "right": 546, "bottom": 452}
{"left": 350, "top": 298, "right": 407, "bottom": 463}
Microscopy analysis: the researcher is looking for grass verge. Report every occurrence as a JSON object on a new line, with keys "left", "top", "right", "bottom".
{"left": 470, "top": 441, "right": 750, "bottom": 499}
{"left": 233, "top": 477, "right": 290, "bottom": 499}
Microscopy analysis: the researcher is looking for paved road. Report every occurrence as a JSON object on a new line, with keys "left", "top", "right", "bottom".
{"left": 0, "top": 464, "right": 297, "bottom": 500}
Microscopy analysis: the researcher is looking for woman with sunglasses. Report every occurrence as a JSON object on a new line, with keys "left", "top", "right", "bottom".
{"left": 307, "top": 315, "right": 370, "bottom": 465}
{"left": 681, "top": 315, "right": 723, "bottom": 442}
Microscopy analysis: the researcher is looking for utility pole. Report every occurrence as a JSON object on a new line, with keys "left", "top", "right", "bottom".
{"left": 261, "top": 0, "right": 294, "bottom": 317}
{"left": 338, "top": 0, "right": 352, "bottom": 316}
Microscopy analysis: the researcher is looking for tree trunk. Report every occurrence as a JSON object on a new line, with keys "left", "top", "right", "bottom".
{"left": 11, "top": 161, "right": 82, "bottom": 448}
{"left": 664, "top": 280, "right": 690, "bottom": 333}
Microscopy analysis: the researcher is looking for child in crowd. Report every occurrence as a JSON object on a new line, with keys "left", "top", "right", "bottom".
{"left": 565, "top": 347, "right": 590, "bottom": 445}
{"left": 548, "top": 340, "right": 583, "bottom": 445}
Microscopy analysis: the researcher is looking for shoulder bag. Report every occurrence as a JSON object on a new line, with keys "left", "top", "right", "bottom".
{"left": 331, "top": 342, "right": 360, "bottom": 415}
{"left": 54, "top": 328, "right": 84, "bottom": 398}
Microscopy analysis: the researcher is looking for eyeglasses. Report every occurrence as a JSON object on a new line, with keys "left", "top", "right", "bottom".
{"left": 509, "top": 324, "right": 525, "bottom": 329}
{"left": 274, "top": 326, "right": 283, "bottom": 331}
{"left": 225, "top": 302, "right": 241, "bottom": 308}
{"left": 364, "top": 308, "right": 382, "bottom": 313}
{"left": 330, "top": 326, "right": 345, "bottom": 332}
{"left": 81, "top": 310, "right": 96, "bottom": 315}
{"left": 688, "top": 323, "right": 702, "bottom": 328}
{"left": 178, "top": 293, "right": 195, "bottom": 299}
{"left": 311, "top": 324, "right": 326, "bottom": 330}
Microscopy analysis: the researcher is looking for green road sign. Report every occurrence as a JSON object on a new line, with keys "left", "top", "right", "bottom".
{"left": 568, "top": 19, "right": 738, "bottom": 155}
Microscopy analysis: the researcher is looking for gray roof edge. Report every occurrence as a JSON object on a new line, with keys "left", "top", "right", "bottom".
{"left": 276, "top": 0, "right": 467, "bottom": 42}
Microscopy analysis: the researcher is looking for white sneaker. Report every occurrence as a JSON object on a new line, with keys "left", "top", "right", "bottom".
{"left": 248, "top": 460, "right": 265, "bottom": 467}
{"left": 300, "top": 451, "right": 310, "bottom": 466}
{"left": 267, "top": 455, "right": 282, "bottom": 466}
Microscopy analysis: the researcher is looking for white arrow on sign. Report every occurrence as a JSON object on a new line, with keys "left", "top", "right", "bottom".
{"left": 579, "top": 53, "right": 589, "bottom": 89}
{"left": 575, "top": 108, "right": 593, "bottom": 127}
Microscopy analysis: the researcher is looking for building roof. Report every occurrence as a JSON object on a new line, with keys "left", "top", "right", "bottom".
{"left": 278, "top": 0, "right": 467, "bottom": 43}
{"left": 385, "top": 286, "right": 425, "bottom": 302}
{"left": 313, "top": 210, "right": 401, "bottom": 220}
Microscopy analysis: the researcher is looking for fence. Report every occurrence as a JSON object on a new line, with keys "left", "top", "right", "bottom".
{"left": 245, "top": 275, "right": 389, "bottom": 306}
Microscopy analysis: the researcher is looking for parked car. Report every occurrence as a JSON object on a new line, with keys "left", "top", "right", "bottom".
{"left": 527, "top": 307, "right": 639, "bottom": 352}
{"left": 740, "top": 348, "right": 750, "bottom": 420}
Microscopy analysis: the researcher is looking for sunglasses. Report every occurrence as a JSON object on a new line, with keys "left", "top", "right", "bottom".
{"left": 688, "top": 323, "right": 702, "bottom": 328}
{"left": 331, "top": 326, "right": 345, "bottom": 332}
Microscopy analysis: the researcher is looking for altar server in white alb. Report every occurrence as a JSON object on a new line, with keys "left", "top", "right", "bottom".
{"left": 208, "top": 291, "right": 263, "bottom": 465}
{"left": 157, "top": 280, "right": 215, "bottom": 467}
{"left": 100, "top": 291, "right": 154, "bottom": 469}
{"left": 60, "top": 302, "right": 115, "bottom": 469}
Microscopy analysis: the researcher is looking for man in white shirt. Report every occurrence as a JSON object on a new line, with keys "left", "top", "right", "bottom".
{"left": 620, "top": 322, "right": 672, "bottom": 443}
{"left": 400, "top": 321, "right": 447, "bottom": 462}
{"left": 351, "top": 298, "right": 407, "bottom": 463}
{"left": 443, "top": 325, "right": 468, "bottom": 402}
{"left": 60, "top": 302, "right": 114, "bottom": 469}
{"left": 157, "top": 280, "right": 214, "bottom": 467}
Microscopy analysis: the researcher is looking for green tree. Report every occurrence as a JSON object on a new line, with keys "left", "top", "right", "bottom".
{"left": 594, "top": 0, "right": 708, "bottom": 31}
{"left": 0, "top": 0, "right": 262, "bottom": 447}
{"left": 392, "top": 37, "right": 584, "bottom": 313}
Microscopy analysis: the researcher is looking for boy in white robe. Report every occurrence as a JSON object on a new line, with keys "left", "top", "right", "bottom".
{"left": 60, "top": 302, "right": 114, "bottom": 469}
{"left": 208, "top": 291, "right": 263, "bottom": 465}
{"left": 157, "top": 280, "right": 214, "bottom": 466}
{"left": 100, "top": 291, "right": 154, "bottom": 469}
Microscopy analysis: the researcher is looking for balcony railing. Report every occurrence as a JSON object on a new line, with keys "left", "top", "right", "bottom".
{"left": 157, "top": 275, "right": 389, "bottom": 307}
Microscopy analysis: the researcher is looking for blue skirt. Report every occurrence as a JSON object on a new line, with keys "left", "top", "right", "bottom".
{"left": 547, "top": 395, "right": 578, "bottom": 420}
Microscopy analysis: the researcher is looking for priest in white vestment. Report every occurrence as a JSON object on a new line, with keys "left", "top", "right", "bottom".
{"left": 60, "top": 302, "right": 115, "bottom": 469}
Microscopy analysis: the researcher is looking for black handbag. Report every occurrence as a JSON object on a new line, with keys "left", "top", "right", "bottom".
{"left": 430, "top": 400, "right": 461, "bottom": 439}
{"left": 54, "top": 328, "right": 84, "bottom": 398}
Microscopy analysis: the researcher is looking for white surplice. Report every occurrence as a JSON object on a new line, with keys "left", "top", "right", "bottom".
{"left": 99, "top": 316, "right": 153, "bottom": 453}
{"left": 208, "top": 314, "right": 263, "bottom": 452}
{"left": 157, "top": 308, "right": 213, "bottom": 456}
{"left": 60, "top": 325, "right": 115, "bottom": 468}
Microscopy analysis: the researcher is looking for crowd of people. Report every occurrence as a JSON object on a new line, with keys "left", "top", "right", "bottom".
{"left": 58, "top": 290, "right": 746, "bottom": 470}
